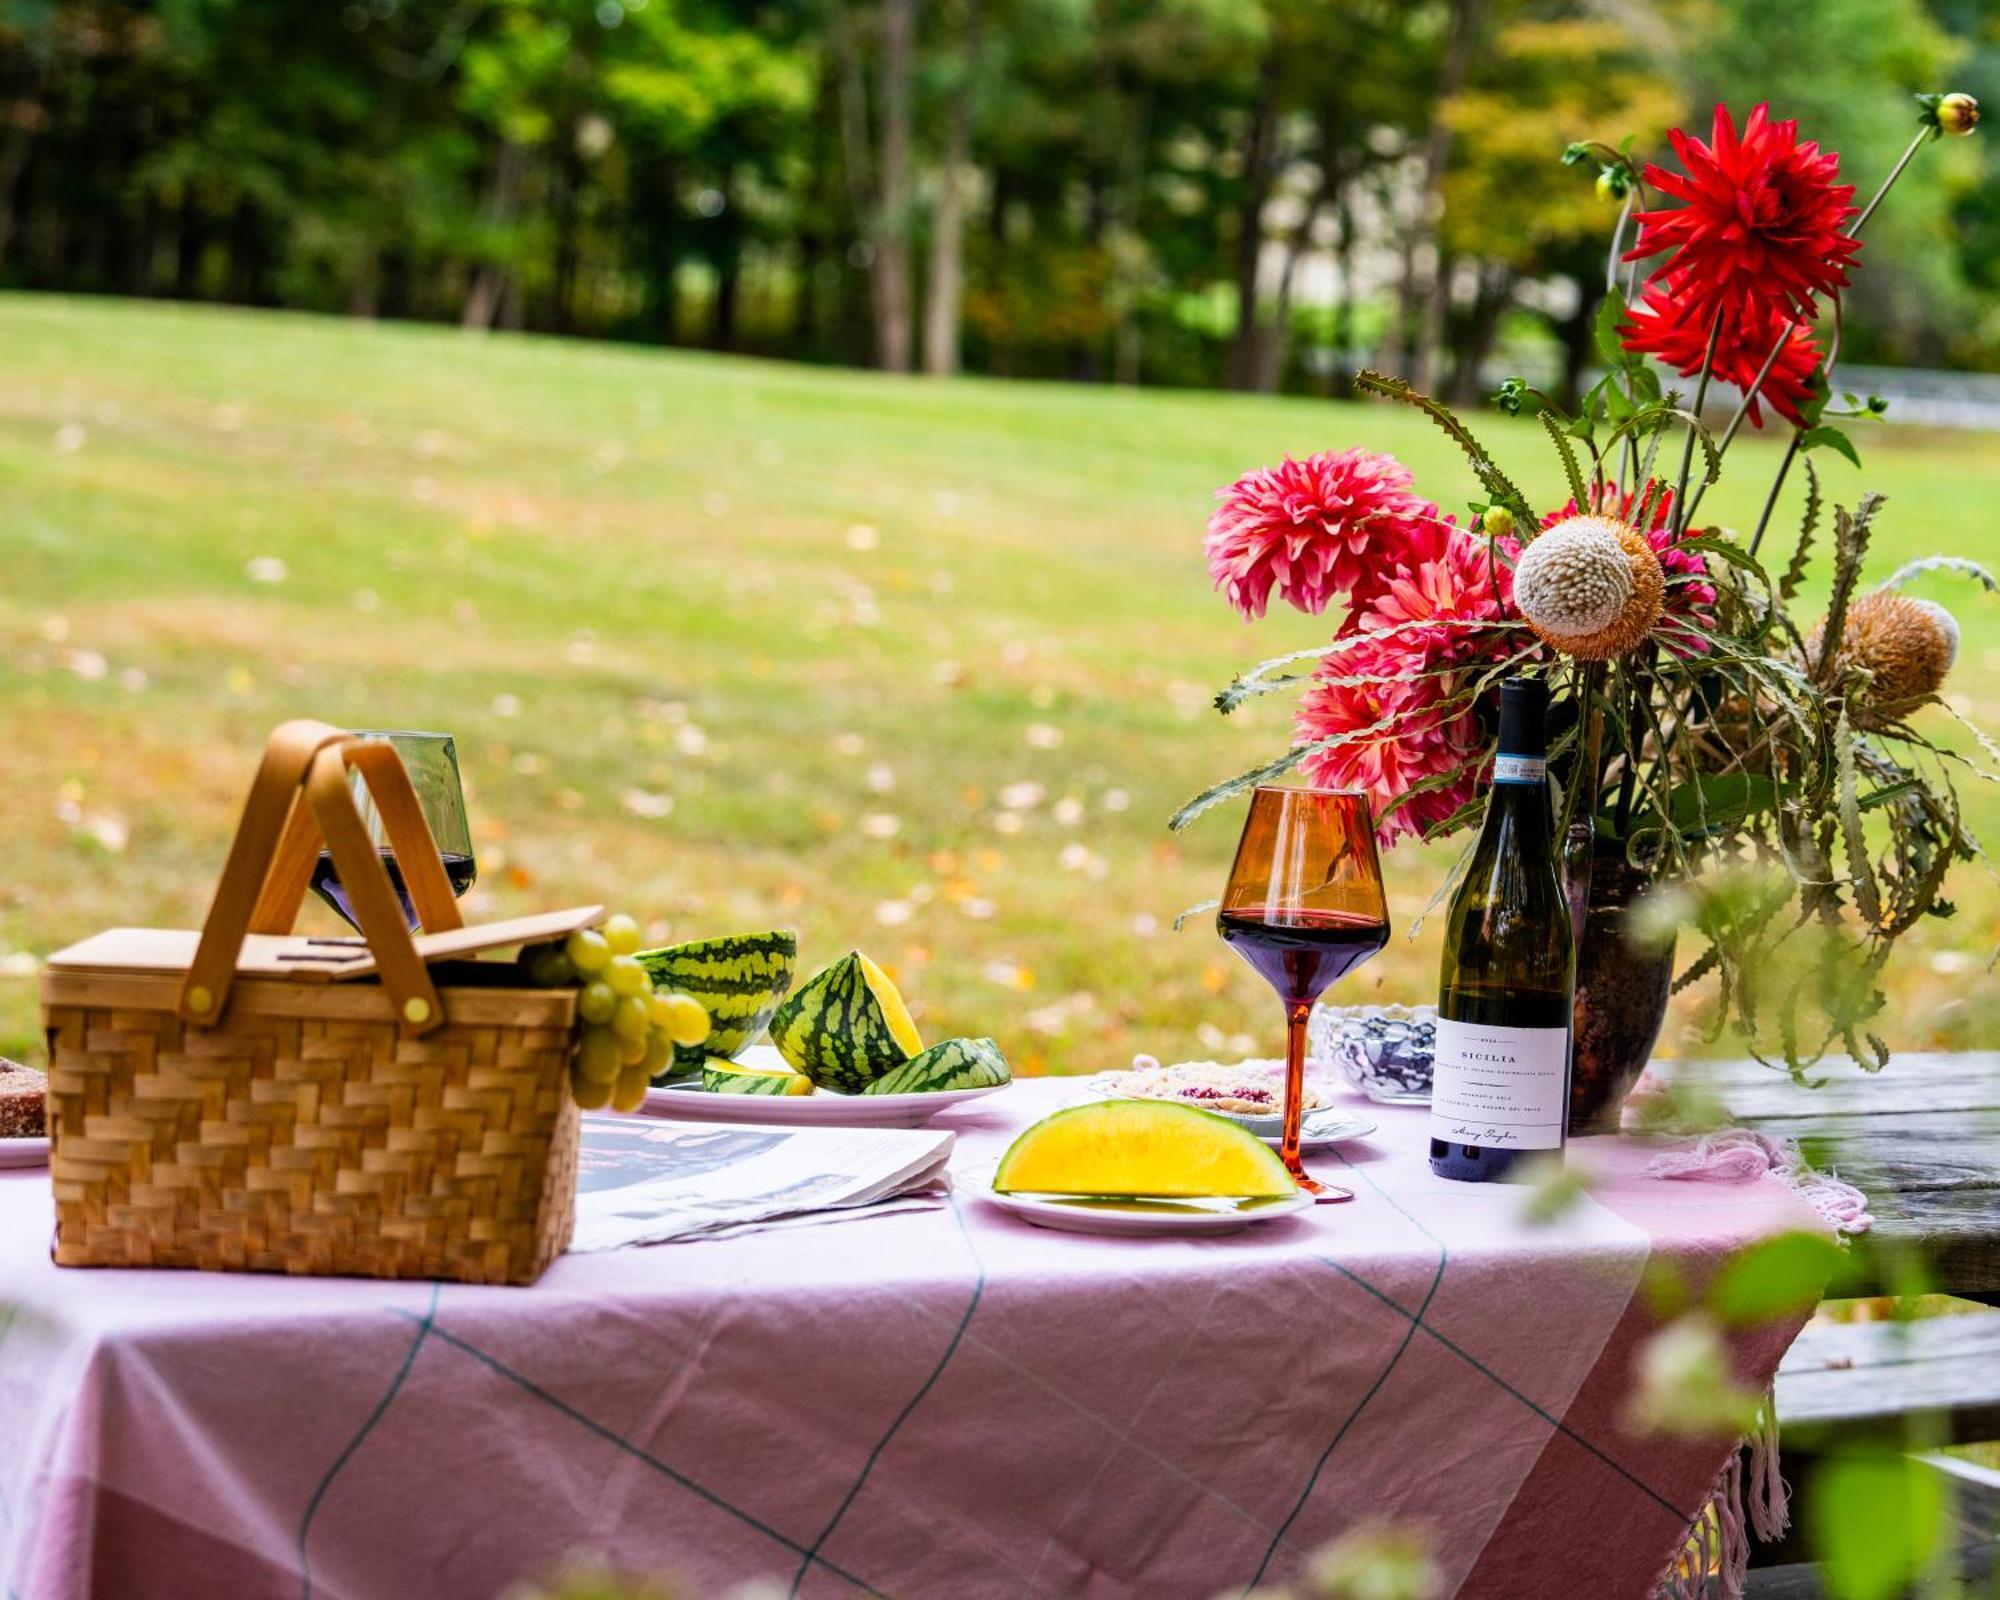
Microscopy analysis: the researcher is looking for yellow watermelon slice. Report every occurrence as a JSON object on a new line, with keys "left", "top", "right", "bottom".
{"left": 992, "top": 1100, "right": 1294, "bottom": 1198}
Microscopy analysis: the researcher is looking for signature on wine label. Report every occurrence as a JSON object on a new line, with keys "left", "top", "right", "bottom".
{"left": 1444, "top": 1122, "right": 1521, "bottom": 1145}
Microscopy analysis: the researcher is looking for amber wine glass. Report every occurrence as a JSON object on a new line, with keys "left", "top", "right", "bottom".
{"left": 1219, "top": 786, "right": 1391, "bottom": 1195}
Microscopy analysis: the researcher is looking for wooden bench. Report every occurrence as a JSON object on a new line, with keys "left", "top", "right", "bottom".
{"left": 1647, "top": 1055, "right": 2000, "bottom": 1595}
{"left": 1775, "top": 1311, "right": 2000, "bottom": 1445}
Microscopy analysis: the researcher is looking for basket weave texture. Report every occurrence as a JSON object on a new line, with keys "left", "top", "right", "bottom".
{"left": 41, "top": 720, "right": 585, "bottom": 1286}
{"left": 45, "top": 975, "right": 580, "bottom": 1285}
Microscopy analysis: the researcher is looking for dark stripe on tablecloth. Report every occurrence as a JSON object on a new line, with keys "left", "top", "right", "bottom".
{"left": 789, "top": 1195, "right": 987, "bottom": 1597}
{"left": 298, "top": 1283, "right": 440, "bottom": 1600}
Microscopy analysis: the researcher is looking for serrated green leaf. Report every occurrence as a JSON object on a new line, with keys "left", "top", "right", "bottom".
{"left": 1171, "top": 899, "right": 1220, "bottom": 932}
{"left": 1882, "top": 555, "right": 1998, "bottom": 594}
{"left": 1666, "top": 773, "right": 1779, "bottom": 837}
{"left": 1780, "top": 458, "right": 1821, "bottom": 603}
{"left": 1837, "top": 706, "right": 1883, "bottom": 929}
{"left": 1540, "top": 408, "right": 1589, "bottom": 509}
{"left": 1355, "top": 371, "right": 1536, "bottom": 524}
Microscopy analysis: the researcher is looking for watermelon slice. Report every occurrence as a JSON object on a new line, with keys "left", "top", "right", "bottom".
{"left": 992, "top": 1100, "right": 1294, "bottom": 1198}
{"left": 863, "top": 1037, "right": 1010, "bottom": 1096}
{"left": 768, "top": 952, "right": 922, "bottom": 1093}
{"left": 702, "top": 1063, "right": 814, "bottom": 1096}
{"left": 637, "top": 929, "right": 797, "bottom": 1080}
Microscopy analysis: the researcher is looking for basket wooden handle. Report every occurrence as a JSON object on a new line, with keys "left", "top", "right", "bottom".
{"left": 180, "top": 721, "right": 461, "bottom": 1033}
{"left": 249, "top": 742, "right": 465, "bottom": 938}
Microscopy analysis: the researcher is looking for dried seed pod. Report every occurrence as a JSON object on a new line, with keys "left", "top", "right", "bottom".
{"left": 1809, "top": 589, "right": 1958, "bottom": 720}
{"left": 1514, "top": 514, "right": 1665, "bottom": 661}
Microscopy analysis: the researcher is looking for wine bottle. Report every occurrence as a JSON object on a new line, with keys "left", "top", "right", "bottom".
{"left": 1429, "top": 677, "right": 1575, "bottom": 1183}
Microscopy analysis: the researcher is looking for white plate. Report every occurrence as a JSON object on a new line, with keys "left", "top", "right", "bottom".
{"left": 641, "top": 1048, "right": 1009, "bottom": 1129}
{"left": 979, "top": 1185, "right": 1313, "bottom": 1237}
{"left": 0, "top": 1136, "right": 50, "bottom": 1170}
{"left": 1074, "top": 1087, "right": 1375, "bottom": 1150}
{"left": 1253, "top": 1109, "right": 1377, "bottom": 1149}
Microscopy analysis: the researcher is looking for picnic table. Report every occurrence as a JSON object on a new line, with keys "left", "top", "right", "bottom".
{"left": 7, "top": 1055, "right": 1998, "bottom": 1600}
{"left": 1654, "top": 1051, "right": 2000, "bottom": 1300}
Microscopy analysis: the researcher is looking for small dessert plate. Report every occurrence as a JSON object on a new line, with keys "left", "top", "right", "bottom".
{"left": 0, "top": 1136, "right": 51, "bottom": 1170}
{"left": 980, "top": 1185, "right": 1313, "bottom": 1237}
{"left": 1241, "top": 1108, "right": 1377, "bottom": 1148}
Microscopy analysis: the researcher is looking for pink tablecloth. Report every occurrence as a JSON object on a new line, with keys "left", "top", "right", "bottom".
{"left": 0, "top": 1079, "right": 1822, "bottom": 1600}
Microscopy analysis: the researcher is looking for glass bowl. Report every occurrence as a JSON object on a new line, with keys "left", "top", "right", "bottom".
{"left": 1311, "top": 1003, "right": 1435, "bottom": 1105}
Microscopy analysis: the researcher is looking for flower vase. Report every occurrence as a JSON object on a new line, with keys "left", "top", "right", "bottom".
{"left": 1569, "top": 846, "right": 1674, "bottom": 1136}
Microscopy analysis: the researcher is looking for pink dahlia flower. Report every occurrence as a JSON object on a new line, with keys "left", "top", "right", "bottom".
{"left": 1294, "top": 525, "right": 1512, "bottom": 846}
{"left": 1206, "top": 449, "right": 1444, "bottom": 620}
{"left": 1294, "top": 664, "right": 1486, "bottom": 847}
{"left": 1349, "top": 517, "right": 1512, "bottom": 657}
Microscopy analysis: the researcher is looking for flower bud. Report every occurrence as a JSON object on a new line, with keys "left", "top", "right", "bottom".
{"left": 1938, "top": 93, "right": 1980, "bottom": 136}
{"left": 1478, "top": 505, "right": 1516, "bottom": 541}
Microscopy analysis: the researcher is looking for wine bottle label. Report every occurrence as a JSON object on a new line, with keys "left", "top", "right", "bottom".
{"left": 1491, "top": 754, "right": 1546, "bottom": 785}
{"left": 1429, "top": 1018, "right": 1571, "bottom": 1152}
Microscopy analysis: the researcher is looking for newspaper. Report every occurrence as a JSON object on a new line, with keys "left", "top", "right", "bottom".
{"left": 569, "top": 1114, "right": 956, "bottom": 1251}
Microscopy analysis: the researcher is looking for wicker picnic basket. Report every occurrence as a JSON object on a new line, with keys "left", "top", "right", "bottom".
{"left": 40, "top": 719, "right": 597, "bottom": 1286}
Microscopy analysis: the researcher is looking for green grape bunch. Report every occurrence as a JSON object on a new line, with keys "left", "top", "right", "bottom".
{"left": 524, "top": 914, "right": 711, "bottom": 1112}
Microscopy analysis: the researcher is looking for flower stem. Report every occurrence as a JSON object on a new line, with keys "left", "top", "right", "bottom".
{"left": 1850, "top": 127, "right": 1930, "bottom": 239}
{"left": 1725, "top": 127, "right": 1930, "bottom": 549}
{"left": 1679, "top": 334, "right": 1788, "bottom": 526}
{"left": 1670, "top": 308, "right": 1723, "bottom": 540}
{"left": 1606, "top": 189, "right": 1634, "bottom": 294}
{"left": 1746, "top": 432, "right": 1804, "bottom": 561}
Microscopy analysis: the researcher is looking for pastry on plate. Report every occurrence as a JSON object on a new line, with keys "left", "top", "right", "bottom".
{"left": 0, "top": 1060, "right": 47, "bottom": 1139}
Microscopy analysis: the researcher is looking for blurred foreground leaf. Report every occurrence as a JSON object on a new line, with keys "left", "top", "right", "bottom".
{"left": 1708, "top": 1231, "right": 1844, "bottom": 1326}
{"left": 1806, "top": 1444, "right": 1946, "bottom": 1600}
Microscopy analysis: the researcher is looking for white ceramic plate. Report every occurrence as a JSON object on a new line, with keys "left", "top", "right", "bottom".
{"left": 0, "top": 1136, "right": 50, "bottom": 1170}
{"left": 1250, "top": 1109, "right": 1377, "bottom": 1148}
{"left": 1073, "top": 1085, "right": 1375, "bottom": 1150}
{"left": 641, "top": 1047, "right": 1009, "bottom": 1129}
{"left": 979, "top": 1184, "right": 1313, "bottom": 1237}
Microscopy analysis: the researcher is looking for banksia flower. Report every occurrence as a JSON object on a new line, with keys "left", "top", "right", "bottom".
{"left": 1513, "top": 515, "right": 1665, "bottom": 660}
{"left": 1811, "top": 590, "right": 1959, "bottom": 719}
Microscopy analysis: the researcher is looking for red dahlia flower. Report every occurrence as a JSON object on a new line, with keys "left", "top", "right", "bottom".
{"left": 1625, "top": 103, "right": 1859, "bottom": 323}
{"left": 1621, "top": 285, "right": 1822, "bottom": 430}
{"left": 1206, "top": 449, "right": 1445, "bottom": 620}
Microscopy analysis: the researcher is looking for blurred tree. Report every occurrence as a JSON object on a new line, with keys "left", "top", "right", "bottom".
{"left": 1439, "top": 10, "right": 1684, "bottom": 406}
{"left": 0, "top": 0, "right": 1991, "bottom": 386}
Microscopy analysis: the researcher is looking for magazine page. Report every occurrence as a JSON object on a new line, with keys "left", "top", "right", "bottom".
{"left": 569, "top": 1116, "right": 956, "bottom": 1252}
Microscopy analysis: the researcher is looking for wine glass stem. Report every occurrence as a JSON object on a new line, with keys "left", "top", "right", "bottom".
{"left": 1281, "top": 1000, "right": 1312, "bottom": 1181}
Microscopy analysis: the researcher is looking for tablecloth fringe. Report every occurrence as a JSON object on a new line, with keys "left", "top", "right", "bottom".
{"left": 1640, "top": 1127, "right": 1874, "bottom": 1237}
{"left": 1656, "top": 1392, "right": 1788, "bottom": 1600}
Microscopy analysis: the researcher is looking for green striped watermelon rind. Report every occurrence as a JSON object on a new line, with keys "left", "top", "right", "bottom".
{"left": 701, "top": 1064, "right": 810, "bottom": 1096}
{"left": 767, "top": 951, "right": 914, "bottom": 1094}
{"left": 861, "top": 1037, "right": 1011, "bottom": 1096}
{"left": 637, "top": 929, "right": 798, "bottom": 1082}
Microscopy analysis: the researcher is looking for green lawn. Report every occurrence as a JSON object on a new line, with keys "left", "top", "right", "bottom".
{"left": 3, "top": 294, "right": 1997, "bottom": 1070}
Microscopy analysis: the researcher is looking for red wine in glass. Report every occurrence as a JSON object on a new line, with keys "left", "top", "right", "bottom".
{"left": 1219, "top": 787, "right": 1391, "bottom": 1195}
{"left": 308, "top": 731, "right": 476, "bottom": 933}
{"left": 312, "top": 849, "right": 477, "bottom": 932}
{"left": 1217, "top": 907, "right": 1390, "bottom": 1007}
